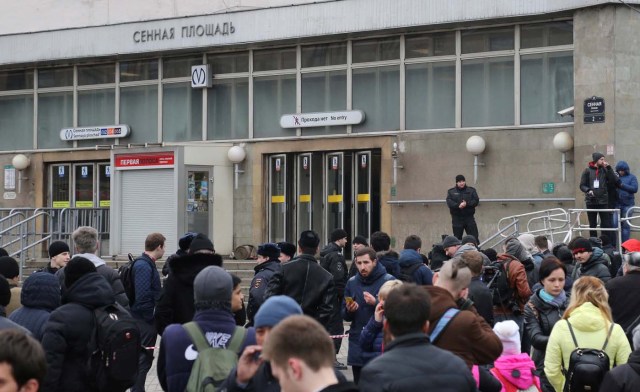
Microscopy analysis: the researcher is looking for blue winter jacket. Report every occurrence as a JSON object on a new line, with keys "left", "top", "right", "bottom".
{"left": 377, "top": 251, "right": 400, "bottom": 278}
{"left": 359, "top": 316, "right": 384, "bottom": 365}
{"left": 9, "top": 272, "right": 60, "bottom": 341}
{"left": 398, "top": 249, "right": 433, "bottom": 285}
{"left": 615, "top": 161, "right": 638, "bottom": 208}
{"left": 131, "top": 253, "right": 162, "bottom": 324}
{"left": 342, "top": 262, "right": 394, "bottom": 366}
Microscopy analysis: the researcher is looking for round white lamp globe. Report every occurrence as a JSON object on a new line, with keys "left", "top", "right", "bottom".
{"left": 466, "top": 136, "right": 486, "bottom": 155}
{"left": 12, "top": 154, "right": 30, "bottom": 170}
{"left": 227, "top": 146, "right": 246, "bottom": 164}
{"left": 553, "top": 131, "right": 574, "bottom": 153}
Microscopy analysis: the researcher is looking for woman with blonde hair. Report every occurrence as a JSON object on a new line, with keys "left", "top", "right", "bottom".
{"left": 544, "top": 276, "right": 631, "bottom": 391}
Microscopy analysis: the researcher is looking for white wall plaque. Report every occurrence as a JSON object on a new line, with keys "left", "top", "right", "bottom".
{"left": 60, "top": 125, "right": 130, "bottom": 141}
{"left": 280, "top": 110, "right": 365, "bottom": 128}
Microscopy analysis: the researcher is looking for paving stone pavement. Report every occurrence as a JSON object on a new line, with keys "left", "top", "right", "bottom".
{"left": 143, "top": 330, "right": 352, "bottom": 391}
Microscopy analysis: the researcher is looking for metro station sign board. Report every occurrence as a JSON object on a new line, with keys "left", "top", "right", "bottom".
{"left": 114, "top": 152, "right": 175, "bottom": 168}
{"left": 60, "top": 125, "right": 130, "bottom": 140}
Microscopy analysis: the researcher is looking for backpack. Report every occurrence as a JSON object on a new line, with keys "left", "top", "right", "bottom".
{"left": 118, "top": 253, "right": 139, "bottom": 305}
{"left": 398, "top": 263, "right": 422, "bottom": 283}
{"left": 561, "top": 320, "right": 614, "bottom": 392}
{"left": 430, "top": 308, "right": 460, "bottom": 344}
{"left": 490, "top": 366, "right": 541, "bottom": 392}
{"left": 183, "top": 322, "right": 247, "bottom": 392}
{"left": 88, "top": 303, "right": 141, "bottom": 392}
{"left": 484, "top": 260, "right": 514, "bottom": 309}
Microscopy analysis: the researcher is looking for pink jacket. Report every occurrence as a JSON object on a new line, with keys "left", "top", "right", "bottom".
{"left": 490, "top": 353, "right": 541, "bottom": 392}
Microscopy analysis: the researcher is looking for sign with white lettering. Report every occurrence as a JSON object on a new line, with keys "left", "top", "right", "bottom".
{"left": 60, "top": 125, "right": 130, "bottom": 141}
{"left": 280, "top": 110, "right": 365, "bottom": 128}
{"left": 114, "top": 153, "right": 175, "bottom": 168}
{"left": 191, "top": 65, "right": 213, "bottom": 88}
{"left": 583, "top": 96, "right": 605, "bottom": 123}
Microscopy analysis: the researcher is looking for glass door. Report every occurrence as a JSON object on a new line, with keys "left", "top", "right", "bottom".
{"left": 296, "top": 154, "right": 312, "bottom": 235}
{"left": 268, "top": 155, "right": 287, "bottom": 243}
{"left": 354, "top": 151, "right": 372, "bottom": 240}
{"left": 51, "top": 164, "right": 71, "bottom": 208}
{"left": 74, "top": 164, "right": 94, "bottom": 208}
{"left": 325, "top": 152, "right": 344, "bottom": 241}
{"left": 98, "top": 163, "right": 111, "bottom": 208}
{"left": 186, "top": 168, "right": 212, "bottom": 237}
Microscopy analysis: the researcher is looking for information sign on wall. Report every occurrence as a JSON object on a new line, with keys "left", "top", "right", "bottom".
{"left": 583, "top": 96, "right": 605, "bottom": 123}
{"left": 60, "top": 125, "right": 130, "bottom": 140}
{"left": 280, "top": 110, "right": 365, "bottom": 128}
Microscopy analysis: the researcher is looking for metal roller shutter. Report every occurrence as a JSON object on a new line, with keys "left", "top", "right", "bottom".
{"left": 120, "top": 169, "right": 177, "bottom": 255}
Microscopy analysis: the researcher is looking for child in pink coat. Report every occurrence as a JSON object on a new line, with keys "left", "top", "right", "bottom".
{"left": 490, "top": 320, "right": 541, "bottom": 392}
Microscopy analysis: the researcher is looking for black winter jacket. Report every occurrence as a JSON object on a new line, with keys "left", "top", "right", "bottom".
{"left": 264, "top": 253, "right": 336, "bottom": 328}
{"left": 41, "top": 273, "right": 115, "bottom": 392}
{"left": 247, "top": 259, "right": 281, "bottom": 325}
{"left": 579, "top": 162, "right": 618, "bottom": 206}
{"left": 359, "top": 333, "right": 476, "bottom": 392}
{"left": 320, "top": 242, "right": 348, "bottom": 299}
{"left": 8, "top": 272, "right": 60, "bottom": 341}
{"left": 468, "top": 276, "right": 494, "bottom": 326}
{"left": 524, "top": 289, "right": 569, "bottom": 372}
{"left": 446, "top": 185, "right": 479, "bottom": 217}
{"left": 606, "top": 271, "right": 640, "bottom": 332}
{"left": 571, "top": 248, "right": 612, "bottom": 283}
{"left": 154, "top": 252, "right": 223, "bottom": 335}
{"left": 600, "top": 349, "right": 640, "bottom": 392}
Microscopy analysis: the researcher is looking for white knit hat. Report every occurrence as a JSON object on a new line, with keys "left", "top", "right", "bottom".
{"left": 493, "top": 320, "right": 521, "bottom": 355}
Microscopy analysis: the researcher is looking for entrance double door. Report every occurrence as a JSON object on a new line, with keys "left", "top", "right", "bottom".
{"left": 268, "top": 150, "right": 380, "bottom": 259}
{"left": 48, "top": 162, "right": 111, "bottom": 209}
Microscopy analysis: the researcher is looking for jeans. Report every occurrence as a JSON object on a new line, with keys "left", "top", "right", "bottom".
{"left": 614, "top": 206, "right": 633, "bottom": 243}
{"left": 131, "top": 321, "right": 157, "bottom": 392}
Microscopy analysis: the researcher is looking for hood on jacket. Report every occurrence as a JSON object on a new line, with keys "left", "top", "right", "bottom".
{"left": 376, "top": 250, "right": 399, "bottom": 261}
{"left": 254, "top": 259, "right": 281, "bottom": 274}
{"left": 319, "top": 242, "right": 342, "bottom": 257}
{"left": 74, "top": 253, "right": 106, "bottom": 267}
{"left": 584, "top": 247, "right": 607, "bottom": 268}
{"left": 493, "top": 353, "right": 538, "bottom": 390}
{"left": 169, "top": 253, "right": 224, "bottom": 285}
{"left": 20, "top": 272, "right": 60, "bottom": 311}
{"left": 517, "top": 234, "right": 540, "bottom": 255}
{"left": 615, "top": 161, "right": 630, "bottom": 175}
{"left": 453, "top": 244, "right": 477, "bottom": 258}
{"left": 63, "top": 272, "right": 115, "bottom": 308}
{"left": 398, "top": 249, "right": 423, "bottom": 267}
{"left": 425, "top": 285, "right": 458, "bottom": 323}
{"left": 567, "top": 302, "right": 608, "bottom": 332}
{"left": 355, "top": 260, "right": 388, "bottom": 285}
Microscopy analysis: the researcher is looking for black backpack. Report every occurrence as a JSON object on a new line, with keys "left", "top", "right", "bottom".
{"left": 118, "top": 253, "right": 140, "bottom": 305}
{"left": 561, "top": 320, "right": 614, "bottom": 392}
{"left": 483, "top": 260, "right": 514, "bottom": 309}
{"left": 88, "top": 303, "right": 142, "bottom": 392}
{"left": 398, "top": 263, "right": 422, "bottom": 283}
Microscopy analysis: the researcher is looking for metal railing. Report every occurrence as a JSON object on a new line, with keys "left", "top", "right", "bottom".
{"left": 567, "top": 208, "right": 623, "bottom": 251}
{"left": 481, "top": 208, "right": 570, "bottom": 250}
{"left": 0, "top": 207, "right": 110, "bottom": 280}
{"left": 387, "top": 197, "right": 575, "bottom": 206}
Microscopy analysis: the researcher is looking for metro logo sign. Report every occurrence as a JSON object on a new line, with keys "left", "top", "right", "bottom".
{"left": 115, "top": 153, "right": 174, "bottom": 168}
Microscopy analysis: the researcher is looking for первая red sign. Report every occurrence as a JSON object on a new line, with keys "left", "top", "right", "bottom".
{"left": 115, "top": 153, "right": 174, "bottom": 167}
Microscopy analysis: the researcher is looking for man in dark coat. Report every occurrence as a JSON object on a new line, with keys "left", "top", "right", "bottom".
{"left": 154, "top": 234, "right": 224, "bottom": 335}
{"left": 57, "top": 226, "right": 129, "bottom": 308}
{"left": 607, "top": 252, "right": 640, "bottom": 335}
{"left": 615, "top": 160, "right": 638, "bottom": 243}
{"left": 8, "top": 272, "right": 60, "bottom": 341}
{"left": 264, "top": 230, "right": 336, "bottom": 329}
{"left": 398, "top": 235, "right": 433, "bottom": 284}
{"left": 600, "top": 325, "right": 640, "bottom": 391}
{"left": 579, "top": 152, "right": 618, "bottom": 242}
{"left": 37, "top": 241, "right": 70, "bottom": 274}
{"left": 359, "top": 284, "right": 476, "bottom": 392}
{"left": 320, "top": 228, "right": 349, "bottom": 366}
{"left": 246, "top": 243, "right": 281, "bottom": 326}
{"left": 460, "top": 251, "right": 494, "bottom": 326}
{"left": 41, "top": 256, "right": 116, "bottom": 392}
{"left": 446, "top": 174, "right": 480, "bottom": 241}
{"left": 569, "top": 236, "right": 612, "bottom": 282}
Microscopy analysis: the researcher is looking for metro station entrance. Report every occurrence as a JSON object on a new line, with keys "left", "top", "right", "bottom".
{"left": 267, "top": 149, "right": 381, "bottom": 259}
{"left": 47, "top": 162, "right": 111, "bottom": 208}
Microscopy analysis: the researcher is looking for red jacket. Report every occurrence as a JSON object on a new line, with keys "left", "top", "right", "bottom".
{"left": 495, "top": 254, "right": 532, "bottom": 313}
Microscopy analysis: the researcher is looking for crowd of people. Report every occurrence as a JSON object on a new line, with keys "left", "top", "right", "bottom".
{"left": 0, "top": 154, "right": 639, "bottom": 391}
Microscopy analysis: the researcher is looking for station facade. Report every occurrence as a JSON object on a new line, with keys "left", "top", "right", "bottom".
{"left": 0, "top": 0, "right": 639, "bottom": 256}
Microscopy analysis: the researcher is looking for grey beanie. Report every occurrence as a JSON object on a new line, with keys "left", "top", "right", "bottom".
{"left": 592, "top": 152, "right": 605, "bottom": 163}
{"left": 193, "top": 266, "right": 233, "bottom": 307}
{"left": 254, "top": 295, "right": 303, "bottom": 328}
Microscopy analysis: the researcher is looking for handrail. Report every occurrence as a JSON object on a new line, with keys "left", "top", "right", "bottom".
{"left": 479, "top": 220, "right": 518, "bottom": 250}
{"left": 0, "top": 211, "right": 26, "bottom": 228}
{"left": 388, "top": 197, "right": 575, "bottom": 205}
{"left": 567, "top": 208, "right": 622, "bottom": 251}
{"left": 0, "top": 211, "right": 52, "bottom": 280}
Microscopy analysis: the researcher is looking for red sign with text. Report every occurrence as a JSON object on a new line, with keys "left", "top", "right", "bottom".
{"left": 115, "top": 153, "right": 174, "bottom": 168}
